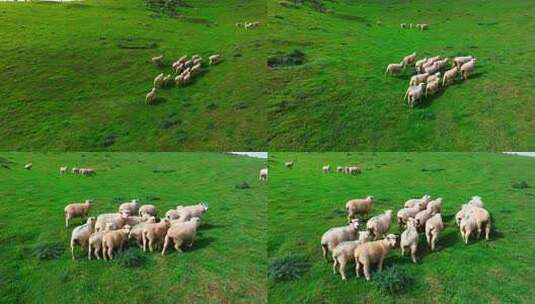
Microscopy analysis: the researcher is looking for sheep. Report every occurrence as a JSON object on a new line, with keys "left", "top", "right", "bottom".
{"left": 426, "top": 197, "right": 443, "bottom": 214}
{"left": 176, "top": 203, "right": 209, "bottom": 221}
{"left": 320, "top": 219, "right": 360, "bottom": 261}
{"left": 428, "top": 56, "right": 441, "bottom": 63}
{"left": 162, "top": 74, "right": 173, "bottom": 87}
{"left": 367, "top": 210, "right": 393, "bottom": 239}
{"left": 406, "top": 83, "right": 426, "bottom": 108}
{"left": 139, "top": 205, "right": 157, "bottom": 217}
{"left": 442, "top": 66, "right": 459, "bottom": 87}
{"left": 162, "top": 217, "right": 201, "bottom": 255}
{"left": 191, "top": 54, "right": 200, "bottom": 61}
{"left": 102, "top": 225, "right": 131, "bottom": 260}
{"left": 455, "top": 204, "right": 473, "bottom": 226}
{"left": 184, "top": 60, "right": 193, "bottom": 68}
{"left": 425, "top": 79, "right": 441, "bottom": 97}
{"left": 119, "top": 199, "right": 140, "bottom": 216}
{"left": 400, "top": 23, "right": 406, "bottom": 29}
{"left": 404, "top": 195, "right": 431, "bottom": 209}
{"left": 128, "top": 216, "right": 157, "bottom": 248}
{"left": 145, "top": 87, "right": 157, "bottom": 104}
{"left": 153, "top": 73, "right": 165, "bottom": 89}
{"left": 332, "top": 231, "right": 372, "bottom": 280}
{"left": 424, "top": 62, "right": 440, "bottom": 75}
{"left": 70, "top": 217, "right": 96, "bottom": 260}
{"left": 142, "top": 219, "right": 171, "bottom": 252}
{"left": 453, "top": 56, "right": 474, "bottom": 68}
{"left": 419, "top": 23, "right": 429, "bottom": 30}
{"left": 426, "top": 72, "right": 441, "bottom": 83}
{"left": 182, "top": 71, "right": 191, "bottom": 86}
{"left": 415, "top": 23, "right": 421, "bottom": 29}
{"left": 166, "top": 209, "right": 180, "bottom": 220}
{"left": 88, "top": 222, "right": 115, "bottom": 260}
{"left": 436, "top": 58, "right": 449, "bottom": 69}
{"left": 425, "top": 213, "right": 443, "bottom": 251}
{"left": 461, "top": 206, "right": 491, "bottom": 241}
{"left": 409, "top": 23, "right": 414, "bottom": 29}
{"left": 354, "top": 234, "right": 398, "bottom": 281}
{"left": 460, "top": 59, "right": 476, "bottom": 80}
{"left": 396, "top": 206, "right": 420, "bottom": 230}
{"left": 72, "top": 167, "right": 80, "bottom": 174}
{"left": 151, "top": 55, "right": 163, "bottom": 66}
{"left": 403, "top": 52, "right": 417, "bottom": 66}
{"left": 322, "top": 165, "right": 331, "bottom": 173}
{"left": 409, "top": 72, "right": 429, "bottom": 86}
{"left": 415, "top": 58, "right": 428, "bottom": 73}
{"left": 64, "top": 200, "right": 93, "bottom": 227}
{"left": 24, "top": 163, "right": 32, "bottom": 170}
{"left": 235, "top": 22, "right": 244, "bottom": 28}
{"left": 259, "top": 168, "right": 268, "bottom": 181}
{"left": 60, "top": 166, "right": 68, "bottom": 175}
{"left": 385, "top": 62, "right": 405, "bottom": 75}
{"left": 414, "top": 208, "right": 435, "bottom": 229}
{"left": 345, "top": 196, "right": 374, "bottom": 222}
{"left": 174, "top": 63, "right": 185, "bottom": 74}
{"left": 190, "top": 63, "right": 202, "bottom": 77}
{"left": 400, "top": 217, "right": 419, "bottom": 263}
{"left": 177, "top": 55, "right": 188, "bottom": 64}
{"left": 468, "top": 196, "right": 485, "bottom": 208}
{"left": 346, "top": 166, "right": 361, "bottom": 175}
{"left": 285, "top": 161, "right": 294, "bottom": 168}
{"left": 336, "top": 166, "right": 344, "bottom": 173}
{"left": 192, "top": 58, "right": 202, "bottom": 66}
{"left": 125, "top": 215, "right": 152, "bottom": 227}
{"left": 80, "top": 168, "right": 96, "bottom": 176}
{"left": 459, "top": 214, "right": 478, "bottom": 244}
{"left": 95, "top": 213, "right": 128, "bottom": 232}
{"left": 174, "top": 75, "right": 184, "bottom": 86}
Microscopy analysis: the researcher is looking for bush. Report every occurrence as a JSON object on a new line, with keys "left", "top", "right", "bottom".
{"left": 269, "top": 255, "right": 310, "bottom": 282}
{"left": 32, "top": 242, "right": 64, "bottom": 261}
{"left": 372, "top": 265, "right": 411, "bottom": 294}
{"left": 116, "top": 248, "right": 145, "bottom": 268}
{"left": 267, "top": 50, "right": 305, "bottom": 68}
{"left": 512, "top": 181, "right": 529, "bottom": 189}
{"left": 235, "top": 181, "right": 251, "bottom": 189}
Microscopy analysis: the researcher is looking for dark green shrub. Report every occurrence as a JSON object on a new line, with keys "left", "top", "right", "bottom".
{"left": 512, "top": 181, "right": 529, "bottom": 189}
{"left": 372, "top": 265, "right": 411, "bottom": 294}
{"left": 116, "top": 248, "right": 145, "bottom": 268}
{"left": 235, "top": 181, "right": 251, "bottom": 189}
{"left": 32, "top": 242, "right": 64, "bottom": 261}
{"left": 269, "top": 255, "right": 310, "bottom": 282}
{"left": 267, "top": 50, "right": 305, "bottom": 68}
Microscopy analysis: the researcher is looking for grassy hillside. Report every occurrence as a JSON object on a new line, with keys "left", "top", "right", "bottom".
{"left": 0, "top": 152, "right": 267, "bottom": 303}
{"left": 0, "top": 0, "right": 267, "bottom": 151}
{"left": 268, "top": 152, "right": 534, "bottom": 303}
{"left": 268, "top": 0, "right": 535, "bottom": 150}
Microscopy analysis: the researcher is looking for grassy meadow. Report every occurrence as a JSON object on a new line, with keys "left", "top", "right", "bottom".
{"left": 0, "top": 152, "right": 267, "bottom": 303}
{"left": 268, "top": 152, "right": 534, "bottom": 303}
{"left": 268, "top": 0, "right": 535, "bottom": 150}
{"left": 0, "top": 0, "right": 267, "bottom": 151}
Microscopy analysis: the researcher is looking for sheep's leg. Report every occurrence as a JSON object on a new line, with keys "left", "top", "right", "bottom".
{"left": 401, "top": 246, "right": 405, "bottom": 256}
{"left": 332, "top": 258, "right": 338, "bottom": 274}
{"left": 107, "top": 248, "right": 113, "bottom": 260}
{"left": 355, "top": 261, "right": 361, "bottom": 278}
{"left": 88, "top": 245, "right": 92, "bottom": 260}
{"left": 175, "top": 239, "right": 183, "bottom": 253}
{"left": 477, "top": 224, "right": 482, "bottom": 239}
{"left": 65, "top": 215, "right": 69, "bottom": 228}
{"left": 363, "top": 263, "right": 371, "bottom": 281}
{"left": 321, "top": 244, "right": 329, "bottom": 262}
{"left": 378, "top": 256, "right": 385, "bottom": 272}
{"left": 410, "top": 244, "right": 417, "bottom": 263}
{"left": 162, "top": 236, "right": 169, "bottom": 256}
{"left": 485, "top": 222, "right": 491, "bottom": 241}
{"left": 432, "top": 233, "right": 438, "bottom": 251}
{"left": 102, "top": 245, "right": 107, "bottom": 260}
{"left": 149, "top": 238, "right": 154, "bottom": 252}
{"left": 95, "top": 247, "right": 101, "bottom": 260}
{"left": 71, "top": 241, "right": 75, "bottom": 260}
{"left": 340, "top": 260, "right": 347, "bottom": 280}
{"left": 142, "top": 233, "right": 147, "bottom": 252}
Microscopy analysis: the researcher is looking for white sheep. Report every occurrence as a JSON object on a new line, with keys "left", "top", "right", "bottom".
{"left": 322, "top": 165, "right": 331, "bottom": 173}
{"left": 139, "top": 205, "right": 157, "bottom": 217}
{"left": 409, "top": 72, "right": 429, "bottom": 86}
{"left": 336, "top": 166, "right": 344, "bottom": 173}
{"left": 162, "top": 217, "right": 202, "bottom": 255}
{"left": 102, "top": 225, "right": 131, "bottom": 260}
{"left": 285, "top": 161, "right": 294, "bottom": 168}
{"left": 396, "top": 206, "right": 420, "bottom": 229}
{"left": 24, "top": 163, "right": 32, "bottom": 170}
{"left": 95, "top": 213, "right": 128, "bottom": 232}
{"left": 453, "top": 56, "right": 474, "bottom": 68}
{"left": 176, "top": 203, "right": 208, "bottom": 221}
{"left": 426, "top": 197, "right": 443, "bottom": 214}
{"left": 460, "top": 59, "right": 476, "bottom": 80}
{"left": 177, "top": 55, "right": 188, "bottom": 64}
{"left": 259, "top": 168, "right": 268, "bottom": 181}
{"left": 403, "top": 52, "right": 417, "bottom": 65}
{"left": 415, "top": 58, "right": 428, "bottom": 73}
{"left": 119, "top": 199, "right": 140, "bottom": 216}
{"left": 145, "top": 87, "right": 157, "bottom": 104}
{"left": 436, "top": 58, "right": 449, "bottom": 69}
{"left": 174, "top": 63, "right": 185, "bottom": 74}
{"left": 80, "top": 168, "right": 96, "bottom": 176}
{"left": 425, "top": 79, "right": 441, "bottom": 97}
{"left": 72, "top": 167, "right": 80, "bottom": 175}
{"left": 367, "top": 210, "right": 393, "bottom": 239}
{"left": 406, "top": 83, "right": 426, "bottom": 107}
{"left": 400, "top": 23, "right": 407, "bottom": 29}
{"left": 468, "top": 196, "right": 485, "bottom": 208}
{"left": 460, "top": 206, "right": 491, "bottom": 242}
{"left": 151, "top": 55, "right": 163, "bottom": 66}
{"left": 426, "top": 72, "right": 441, "bottom": 83}
{"left": 128, "top": 216, "right": 157, "bottom": 248}
{"left": 385, "top": 62, "right": 405, "bottom": 75}
{"left": 424, "top": 62, "right": 440, "bottom": 74}
{"left": 64, "top": 200, "right": 93, "bottom": 227}
{"left": 166, "top": 209, "right": 180, "bottom": 220}
{"left": 404, "top": 195, "right": 431, "bottom": 209}
{"left": 346, "top": 166, "right": 361, "bottom": 175}
{"left": 419, "top": 23, "right": 429, "bottom": 30}
{"left": 400, "top": 217, "right": 419, "bottom": 263}
{"left": 425, "top": 213, "right": 443, "bottom": 251}
{"left": 455, "top": 204, "right": 473, "bottom": 226}
{"left": 184, "top": 59, "right": 193, "bottom": 68}
{"left": 414, "top": 208, "right": 435, "bottom": 229}
{"left": 354, "top": 234, "right": 398, "bottom": 281}
{"left": 70, "top": 217, "right": 96, "bottom": 260}
{"left": 153, "top": 73, "right": 165, "bottom": 89}
{"left": 142, "top": 219, "right": 171, "bottom": 252}
{"left": 442, "top": 66, "right": 459, "bottom": 87}
{"left": 345, "top": 196, "right": 374, "bottom": 222}
{"left": 60, "top": 166, "right": 68, "bottom": 175}
{"left": 320, "top": 219, "right": 360, "bottom": 261}
{"left": 88, "top": 222, "right": 115, "bottom": 260}
{"left": 190, "top": 63, "right": 202, "bottom": 77}
{"left": 332, "top": 231, "right": 372, "bottom": 280}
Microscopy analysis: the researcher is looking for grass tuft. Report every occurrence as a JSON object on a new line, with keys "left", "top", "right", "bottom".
{"left": 512, "top": 181, "right": 529, "bottom": 189}
{"left": 235, "top": 181, "right": 251, "bottom": 189}
{"left": 32, "top": 242, "right": 64, "bottom": 261}
{"left": 269, "top": 255, "right": 310, "bottom": 282}
{"left": 267, "top": 50, "right": 305, "bottom": 68}
{"left": 115, "top": 248, "right": 146, "bottom": 268}
{"left": 372, "top": 265, "right": 412, "bottom": 295}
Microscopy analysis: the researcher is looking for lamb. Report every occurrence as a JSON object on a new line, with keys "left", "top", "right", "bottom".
{"left": 209, "top": 54, "right": 222, "bottom": 65}
{"left": 320, "top": 219, "right": 360, "bottom": 261}
{"left": 461, "top": 206, "right": 491, "bottom": 242}
{"left": 166, "top": 209, "right": 180, "bottom": 220}
{"left": 442, "top": 66, "right": 459, "bottom": 87}
{"left": 396, "top": 206, "right": 420, "bottom": 229}
{"left": 285, "top": 161, "right": 294, "bottom": 168}
{"left": 453, "top": 56, "right": 474, "bottom": 68}
{"left": 414, "top": 208, "right": 435, "bottom": 229}
{"left": 415, "top": 58, "right": 428, "bottom": 73}
{"left": 153, "top": 73, "right": 165, "bottom": 89}
{"left": 460, "top": 59, "right": 476, "bottom": 80}
{"left": 336, "top": 166, "right": 344, "bottom": 173}
{"left": 145, "top": 87, "right": 157, "bottom": 104}
{"left": 409, "top": 72, "right": 429, "bottom": 86}
{"left": 24, "top": 163, "right": 32, "bottom": 170}
{"left": 436, "top": 58, "right": 449, "bottom": 69}
{"left": 404, "top": 195, "right": 431, "bottom": 209}
{"left": 425, "top": 213, "right": 443, "bottom": 251}
{"left": 354, "top": 234, "right": 398, "bottom": 281}
{"left": 102, "top": 225, "right": 131, "bottom": 260}
{"left": 385, "top": 62, "right": 405, "bottom": 75}
{"left": 88, "top": 222, "right": 115, "bottom": 260}
{"left": 95, "top": 213, "right": 128, "bottom": 232}
{"left": 60, "top": 166, "right": 68, "bottom": 175}
{"left": 406, "top": 83, "right": 426, "bottom": 107}
{"left": 426, "top": 197, "right": 443, "bottom": 214}
{"left": 151, "top": 55, "right": 163, "bottom": 66}
{"left": 70, "top": 217, "right": 96, "bottom": 260}
{"left": 322, "top": 165, "right": 331, "bottom": 173}
{"left": 80, "top": 168, "right": 96, "bottom": 176}
{"left": 468, "top": 196, "right": 484, "bottom": 208}
{"left": 424, "top": 62, "right": 440, "bottom": 74}
{"left": 162, "top": 217, "right": 202, "bottom": 255}
{"left": 176, "top": 203, "right": 208, "bottom": 221}
{"left": 72, "top": 167, "right": 80, "bottom": 174}
{"left": 346, "top": 166, "right": 361, "bottom": 175}
{"left": 259, "top": 168, "right": 268, "bottom": 181}
{"left": 119, "top": 199, "right": 140, "bottom": 216}
{"left": 403, "top": 52, "right": 417, "bottom": 65}
{"left": 345, "top": 196, "right": 374, "bottom": 222}
{"left": 331, "top": 231, "right": 372, "bottom": 280}
{"left": 142, "top": 219, "right": 171, "bottom": 252}
{"left": 425, "top": 79, "right": 441, "bottom": 97}
{"left": 400, "top": 218, "right": 419, "bottom": 263}
{"left": 128, "top": 216, "right": 157, "bottom": 248}
{"left": 139, "top": 204, "right": 157, "bottom": 217}
{"left": 64, "top": 200, "right": 93, "bottom": 227}
{"left": 367, "top": 210, "right": 393, "bottom": 239}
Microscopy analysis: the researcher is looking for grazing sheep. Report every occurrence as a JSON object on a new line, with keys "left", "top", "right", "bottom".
{"left": 64, "top": 200, "right": 93, "bottom": 227}
{"left": 176, "top": 203, "right": 208, "bottom": 221}
{"left": 385, "top": 62, "right": 405, "bottom": 75}
{"left": 468, "top": 196, "right": 485, "bottom": 208}
{"left": 414, "top": 208, "right": 435, "bottom": 229}
{"left": 128, "top": 216, "right": 157, "bottom": 248}
{"left": 24, "top": 163, "right": 32, "bottom": 170}
{"left": 139, "top": 205, "right": 157, "bottom": 217}
{"left": 72, "top": 167, "right": 80, "bottom": 175}
{"left": 95, "top": 213, "right": 128, "bottom": 232}
{"left": 403, "top": 52, "right": 417, "bottom": 65}
{"left": 332, "top": 231, "right": 372, "bottom": 280}
{"left": 400, "top": 23, "right": 406, "bottom": 29}
{"left": 460, "top": 59, "right": 476, "bottom": 80}
{"left": 102, "top": 225, "right": 131, "bottom": 260}
{"left": 88, "top": 222, "right": 115, "bottom": 260}
{"left": 285, "top": 161, "right": 294, "bottom": 168}
{"left": 463, "top": 206, "right": 491, "bottom": 241}
{"left": 354, "top": 234, "right": 398, "bottom": 281}
{"left": 320, "top": 219, "right": 360, "bottom": 261}
{"left": 425, "top": 213, "right": 443, "bottom": 251}
{"left": 162, "top": 217, "right": 201, "bottom": 255}
{"left": 442, "top": 66, "right": 459, "bottom": 87}
{"left": 151, "top": 55, "right": 163, "bottom": 66}
{"left": 259, "top": 168, "right": 268, "bottom": 181}
{"left": 209, "top": 54, "right": 222, "bottom": 65}
{"left": 60, "top": 166, "right": 68, "bottom": 175}
{"left": 425, "top": 79, "right": 441, "bottom": 97}
{"left": 426, "top": 197, "right": 443, "bottom": 214}
{"left": 396, "top": 206, "right": 420, "bottom": 230}
{"left": 404, "top": 195, "right": 431, "bottom": 209}
{"left": 346, "top": 166, "right": 361, "bottom": 175}
{"left": 453, "top": 56, "right": 474, "bottom": 68}
{"left": 406, "top": 83, "right": 426, "bottom": 108}
{"left": 142, "top": 219, "right": 171, "bottom": 252}
{"left": 154, "top": 73, "right": 165, "bottom": 89}
{"left": 70, "top": 217, "right": 96, "bottom": 260}
{"left": 415, "top": 58, "right": 428, "bottom": 73}
{"left": 322, "top": 165, "right": 331, "bottom": 173}
{"left": 367, "top": 210, "right": 393, "bottom": 240}
{"left": 336, "top": 166, "right": 344, "bottom": 173}
{"left": 145, "top": 87, "right": 157, "bottom": 104}
{"left": 119, "top": 199, "right": 140, "bottom": 216}
{"left": 400, "top": 218, "right": 419, "bottom": 263}
{"left": 345, "top": 196, "right": 374, "bottom": 222}
{"left": 409, "top": 72, "right": 429, "bottom": 86}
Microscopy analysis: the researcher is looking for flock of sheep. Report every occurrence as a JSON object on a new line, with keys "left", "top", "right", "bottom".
{"left": 60, "top": 166, "right": 96, "bottom": 176}
{"left": 145, "top": 53, "right": 222, "bottom": 104}
{"left": 66, "top": 199, "right": 209, "bottom": 260}
{"left": 323, "top": 164, "right": 361, "bottom": 175}
{"left": 235, "top": 21, "right": 260, "bottom": 29}
{"left": 386, "top": 53, "right": 477, "bottom": 107}
{"left": 321, "top": 195, "right": 492, "bottom": 281}
{"left": 400, "top": 23, "right": 429, "bottom": 30}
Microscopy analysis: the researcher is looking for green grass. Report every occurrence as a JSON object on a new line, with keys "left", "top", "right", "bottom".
{"left": 0, "top": 0, "right": 267, "bottom": 150}
{"left": 268, "top": 152, "right": 535, "bottom": 303}
{"left": 0, "top": 152, "right": 267, "bottom": 303}
{"left": 268, "top": 0, "right": 535, "bottom": 150}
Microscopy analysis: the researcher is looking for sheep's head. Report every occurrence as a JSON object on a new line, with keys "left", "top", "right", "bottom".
{"left": 85, "top": 200, "right": 93, "bottom": 206}
{"left": 132, "top": 199, "right": 140, "bottom": 206}
{"left": 122, "top": 225, "right": 132, "bottom": 233}
{"left": 87, "top": 217, "right": 96, "bottom": 226}
{"left": 201, "top": 202, "right": 209, "bottom": 211}
{"left": 385, "top": 210, "right": 393, "bottom": 217}
{"left": 367, "top": 195, "right": 375, "bottom": 202}
{"left": 386, "top": 234, "right": 398, "bottom": 247}
{"left": 359, "top": 231, "right": 372, "bottom": 242}
{"left": 350, "top": 219, "right": 360, "bottom": 230}
{"left": 406, "top": 217, "right": 416, "bottom": 227}
{"left": 147, "top": 216, "right": 156, "bottom": 223}
{"left": 422, "top": 195, "right": 431, "bottom": 202}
